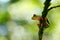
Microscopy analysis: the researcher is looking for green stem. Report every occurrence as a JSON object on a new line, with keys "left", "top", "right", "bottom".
{"left": 39, "top": 0, "right": 51, "bottom": 40}
{"left": 48, "top": 5, "right": 60, "bottom": 11}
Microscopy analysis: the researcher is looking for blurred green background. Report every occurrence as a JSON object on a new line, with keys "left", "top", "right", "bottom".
{"left": 0, "top": 0, "right": 60, "bottom": 40}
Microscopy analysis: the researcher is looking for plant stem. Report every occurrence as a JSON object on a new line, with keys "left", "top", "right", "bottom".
{"left": 39, "top": 0, "right": 51, "bottom": 40}
{"left": 48, "top": 5, "right": 60, "bottom": 11}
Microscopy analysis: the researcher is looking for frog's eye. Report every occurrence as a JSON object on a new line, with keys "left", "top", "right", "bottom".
{"left": 33, "top": 14, "right": 37, "bottom": 17}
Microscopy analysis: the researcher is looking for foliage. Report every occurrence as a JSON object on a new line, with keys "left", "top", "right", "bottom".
{"left": 0, "top": 11, "right": 10, "bottom": 24}
{"left": 10, "top": 0, "right": 20, "bottom": 4}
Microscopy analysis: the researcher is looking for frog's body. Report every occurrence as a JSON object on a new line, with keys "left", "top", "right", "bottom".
{"left": 32, "top": 14, "right": 49, "bottom": 28}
